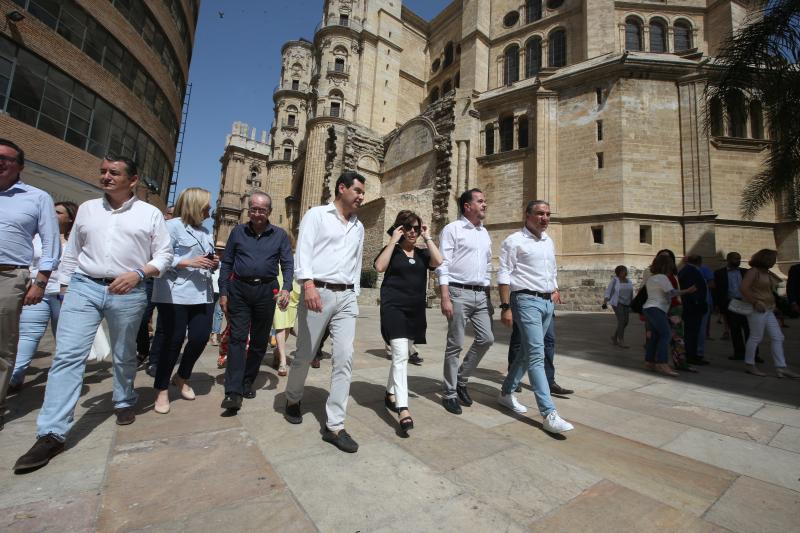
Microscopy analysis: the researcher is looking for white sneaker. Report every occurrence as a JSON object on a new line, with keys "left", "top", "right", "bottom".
{"left": 498, "top": 392, "right": 527, "bottom": 414}
{"left": 543, "top": 410, "right": 574, "bottom": 434}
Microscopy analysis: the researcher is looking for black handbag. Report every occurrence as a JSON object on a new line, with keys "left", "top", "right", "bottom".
{"left": 630, "top": 285, "right": 648, "bottom": 314}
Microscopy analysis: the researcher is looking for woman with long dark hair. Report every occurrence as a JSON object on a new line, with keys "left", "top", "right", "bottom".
{"left": 9, "top": 201, "right": 78, "bottom": 391}
{"left": 374, "top": 210, "right": 442, "bottom": 435}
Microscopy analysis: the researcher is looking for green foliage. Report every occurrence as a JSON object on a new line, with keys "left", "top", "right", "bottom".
{"left": 361, "top": 268, "right": 378, "bottom": 288}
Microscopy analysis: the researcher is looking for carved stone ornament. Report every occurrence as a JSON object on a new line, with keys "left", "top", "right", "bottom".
{"left": 322, "top": 38, "right": 332, "bottom": 49}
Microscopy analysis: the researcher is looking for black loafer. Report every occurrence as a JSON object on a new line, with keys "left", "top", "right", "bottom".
{"left": 284, "top": 400, "right": 302, "bottom": 424}
{"left": 243, "top": 381, "right": 256, "bottom": 399}
{"left": 442, "top": 397, "right": 462, "bottom": 415}
{"left": 550, "top": 382, "right": 574, "bottom": 395}
{"left": 115, "top": 408, "right": 136, "bottom": 425}
{"left": 456, "top": 385, "right": 473, "bottom": 406}
{"left": 221, "top": 394, "right": 242, "bottom": 411}
{"left": 322, "top": 428, "right": 358, "bottom": 453}
{"left": 14, "top": 434, "right": 65, "bottom": 472}
{"left": 409, "top": 352, "right": 423, "bottom": 365}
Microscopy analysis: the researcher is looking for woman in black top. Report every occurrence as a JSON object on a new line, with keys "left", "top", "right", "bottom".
{"left": 374, "top": 210, "right": 442, "bottom": 436}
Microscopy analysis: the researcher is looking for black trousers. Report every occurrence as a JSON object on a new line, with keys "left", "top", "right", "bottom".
{"left": 682, "top": 308, "right": 705, "bottom": 358}
{"left": 154, "top": 303, "right": 213, "bottom": 390}
{"left": 148, "top": 309, "right": 165, "bottom": 368}
{"left": 725, "top": 309, "right": 750, "bottom": 358}
{"left": 136, "top": 279, "right": 156, "bottom": 355}
{"left": 225, "top": 279, "right": 278, "bottom": 395}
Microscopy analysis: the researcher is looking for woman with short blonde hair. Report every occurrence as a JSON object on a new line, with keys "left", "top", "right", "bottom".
{"left": 151, "top": 187, "right": 219, "bottom": 413}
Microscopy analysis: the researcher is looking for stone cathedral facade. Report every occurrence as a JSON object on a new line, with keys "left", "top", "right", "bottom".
{"left": 216, "top": 0, "right": 795, "bottom": 296}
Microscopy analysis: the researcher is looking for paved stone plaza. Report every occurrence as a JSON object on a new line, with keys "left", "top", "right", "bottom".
{"left": 1, "top": 306, "right": 798, "bottom": 532}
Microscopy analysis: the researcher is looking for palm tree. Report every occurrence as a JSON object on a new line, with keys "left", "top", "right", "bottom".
{"left": 705, "top": 0, "right": 800, "bottom": 219}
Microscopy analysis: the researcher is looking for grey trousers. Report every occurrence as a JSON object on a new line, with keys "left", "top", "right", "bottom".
{"left": 285, "top": 287, "right": 358, "bottom": 432}
{"left": 0, "top": 269, "right": 28, "bottom": 412}
{"left": 442, "top": 286, "right": 494, "bottom": 399}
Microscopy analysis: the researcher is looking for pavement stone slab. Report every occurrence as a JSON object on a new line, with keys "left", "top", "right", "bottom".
{"left": 768, "top": 425, "right": 800, "bottom": 453}
{"left": 703, "top": 475, "right": 800, "bottom": 533}
{"left": 0, "top": 491, "right": 99, "bottom": 533}
{"left": 663, "top": 427, "right": 800, "bottom": 492}
{"left": 634, "top": 382, "right": 766, "bottom": 417}
{"left": 753, "top": 404, "right": 800, "bottom": 427}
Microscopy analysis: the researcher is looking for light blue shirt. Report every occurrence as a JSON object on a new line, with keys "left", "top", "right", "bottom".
{"left": 152, "top": 217, "right": 214, "bottom": 305}
{"left": 0, "top": 180, "right": 60, "bottom": 270}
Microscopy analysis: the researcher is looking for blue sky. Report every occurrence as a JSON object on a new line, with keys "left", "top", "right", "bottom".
{"left": 179, "top": 0, "right": 452, "bottom": 211}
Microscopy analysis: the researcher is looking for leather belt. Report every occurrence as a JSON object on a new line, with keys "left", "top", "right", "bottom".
{"left": 449, "top": 282, "right": 486, "bottom": 291}
{"left": 514, "top": 289, "right": 551, "bottom": 300}
{"left": 313, "top": 280, "right": 354, "bottom": 291}
{"left": 0, "top": 265, "right": 27, "bottom": 272}
{"left": 234, "top": 276, "right": 276, "bottom": 285}
{"left": 87, "top": 276, "right": 117, "bottom": 285}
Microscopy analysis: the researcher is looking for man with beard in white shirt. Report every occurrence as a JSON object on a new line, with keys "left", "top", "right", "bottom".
{"left": 283, "top": 171, "right": 365, "bottom": 453}
{"left": 14, "top": 155, "right": 172, "bottom": 472}
{"left": 436, "top": 188, "right": 494, "bottom": 415}
{"left": 496, "top": 200, "right": 573, "bottom": 434}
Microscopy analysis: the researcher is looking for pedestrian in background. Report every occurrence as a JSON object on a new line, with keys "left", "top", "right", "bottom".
{"left": 603, "top": 265, "right": 634, "bottom": 348}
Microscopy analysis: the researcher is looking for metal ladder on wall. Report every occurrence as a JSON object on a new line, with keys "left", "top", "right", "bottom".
{"left": 168, "top": 82, "right": 193, "bottom": 205}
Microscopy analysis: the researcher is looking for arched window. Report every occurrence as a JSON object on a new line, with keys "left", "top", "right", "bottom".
{"left": 548, "top": 29, "right": 566, "bottom": 67}
{"left": 430, "top": 87, "right": 440, "bottom": 103}
{"left": 674, "top": 20, "right": 692, "bottom": 52}
{"left": 525, "top": 37, "right": 542, "bottom": 77}
{"left": 625, "top": 17, "right": 643, "bottom": 51}
{"left": 485, "top": 124, "right": 495, "bottom": 155}
{"left": 526, "top": 0, "right": 542, "bottom": 23}
{"left": 750, "top": 100, "right": 764, "bottom": 139}
{"left": 499, "top": 115, "right": 514, "bottom": 151}
{"left": 442, "top": 78, "right": 453, "bottom": 94}
{"left": 726, "top": 91, "right": 747, "bottom": 138}
{"left": 518, "top": 115, "right": 529, "bottom": 148}
{"left": 709, "top": 97, "right": 723, "bottom": 137}
{"left": 282, "top": 140, "right": 294, "bottom": 161}
{"left": 504, "top": 45, "right": 520, "bottom": 85}
{"left": 444, "top": 42, "right": 454, "bottom": 67}
{"left": 649, "top": 19, "right": 667, "bottom": 53}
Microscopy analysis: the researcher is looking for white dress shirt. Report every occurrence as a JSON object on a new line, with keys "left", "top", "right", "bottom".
{"left": 29, "top": 234, "right": 62, "bottom": 294}
{"left": 436, "top": 216, "right": 492, "bottom": 286}
{"left": 152, "top": 218, "right": 214, "bottom": 305}
{"left": 59, "top": 195, "right": 172, "bottom": 284}
{"left": 294, "top": 203, "right": 364, "bottom": 293}
{"left": 497, "top": 226, "right": 558, "bottom": 293}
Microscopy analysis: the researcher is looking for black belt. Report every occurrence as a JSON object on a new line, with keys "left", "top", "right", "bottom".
{"left": 514, "top": 289, "right": 551, "bottom": 300}
{"left": 0, "top": 265, "right": 27, "bottom": 272}
{"left": 234, "top": 276, "right": 276, "bottom": 285}
{"left": 87, "top": 276, "right": 117, "bottom": 285}
{"left": 449, "top": 282, "right": 486, "bottom": 291}
{"left": 314, "top": 280, "right": 354, "bottom": 291}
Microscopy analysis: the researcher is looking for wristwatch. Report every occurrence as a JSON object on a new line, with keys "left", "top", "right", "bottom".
{"left": 499, "top": 303, "right": 510, "bottom": 311}
{"left": 33, "top": 279, "right": 47, "bottom": 289}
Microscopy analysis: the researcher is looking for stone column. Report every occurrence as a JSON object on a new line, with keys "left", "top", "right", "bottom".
{"left": 678, "top": 78, "right": 714, "bottom": 215}
{"left": 300, "top": 122, "right": 331, "bottom": 212}
{"left": 457, "top": 140, "right": 469, "bottom": 194}
{"left": 535, "top": 93, "right": 558, "bottom": 213}
{"left": 492, "top": 121, "right": 500, "bottom": 154}
{"left": 513, "top": 115, "right": 520, "bottom": 150}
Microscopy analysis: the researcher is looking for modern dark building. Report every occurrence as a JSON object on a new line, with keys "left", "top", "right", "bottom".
{"left": 0, "top": 0, "right": 198, "bottom": 206}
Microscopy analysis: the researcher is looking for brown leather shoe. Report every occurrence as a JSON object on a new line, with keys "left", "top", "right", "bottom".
{"left": 115, "top": 408, "right": 136, "bottom": 425}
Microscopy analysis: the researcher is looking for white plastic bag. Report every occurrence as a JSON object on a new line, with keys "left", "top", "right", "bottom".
{"left": 88, "top": 321, "right": 111, "bottom": 362}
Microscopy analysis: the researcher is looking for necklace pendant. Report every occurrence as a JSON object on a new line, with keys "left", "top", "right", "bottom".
{"left": 408, "top": 258, "right": 416, "bottom": 265}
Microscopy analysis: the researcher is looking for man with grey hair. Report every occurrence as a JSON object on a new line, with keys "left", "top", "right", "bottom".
{"left": 496, "top": 200, "right": 573, "bottom": 434}
{"left": 218, "top": 191, "right": 292, "bottom": 412}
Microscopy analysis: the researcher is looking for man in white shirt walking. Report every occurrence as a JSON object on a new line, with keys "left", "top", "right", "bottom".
{"left": 14, "top": 156, "right": 172, "bottom": 472}
{"left": 436, "top": 188, "right": 494, "bottom": 415}
{"left": 496, "top": 200, "right": 573, "bottom": 434}
{"left": 284, "top": 171, "right": 365, "bottom": 453}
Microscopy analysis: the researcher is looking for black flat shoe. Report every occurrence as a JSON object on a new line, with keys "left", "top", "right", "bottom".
{"left": 409, "top": 352, "right": 423, "bottom": 365}
{"left": 384, "top": 392, "right": 399, "bottom": 413}
{"left": 456, "top": 384, "right": 473, "bottom": 406}
{"left": 221, "top": 394, "right": 242, "bottom": 411}
{"left": 14, "top": 434, "right": 64, "bottom": 472}
{"left": 322, "top": 428, "right": 358, "bottom": 453}
{"left": 442, "top": 397, "right": 462, "bottom": 415}
{"left": 243, "top": 381, "right": 256, "bottom": 399}
{"left": 284, "top": 400, "right": 302, "bottom": 424}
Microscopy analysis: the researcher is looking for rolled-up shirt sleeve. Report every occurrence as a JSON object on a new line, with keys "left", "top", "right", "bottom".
{"left": 37, "top": 193, "right": 61, "bottom": 272}
{"left": 435, "top": 225, "right": 455, "bottom": 286}
{"left": 293, "top": 208, "right": 318, "bottom": 282}
{"left": 496, "top": 236, "right": 514, "bottom": 286}
{"left": 146, "top": 213, "right": 173, "bottom": 275}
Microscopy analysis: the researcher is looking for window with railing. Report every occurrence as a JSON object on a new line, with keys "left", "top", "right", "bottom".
{"left": 10, "top": 0, "right": 178, "bottom": 141}
{"left": 0, "top": 36, "right": 172, "bottom": 193}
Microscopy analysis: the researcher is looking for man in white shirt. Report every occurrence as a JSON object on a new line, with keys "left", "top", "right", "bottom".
{"left": 14, "top": 156, "right": 172, "bottom": 472}
{"left": 496, "top": 200, "right": 573, "bottom": 434}
{"left": 436, "top": 188, "right": 494, "bottom": 415}
{"left": 283, "top": 171, "right": 365, "bottom": 453}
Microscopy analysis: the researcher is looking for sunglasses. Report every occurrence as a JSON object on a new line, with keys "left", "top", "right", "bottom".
{"left": 403, "top": 224, "right": 421, "bottom": 233}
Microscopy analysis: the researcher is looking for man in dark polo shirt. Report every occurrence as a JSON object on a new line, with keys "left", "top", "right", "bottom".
{"left": 219, "top": 192, "right": 292, "bottom": 411}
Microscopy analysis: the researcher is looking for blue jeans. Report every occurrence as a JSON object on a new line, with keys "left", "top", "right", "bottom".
{"left": 507, "top": 314, "right": 555, "bottom": 385}
{"left": 211, "top": 293, "right": 223, "bottom": 334}
{"left": 643, "top": 307, "right": 671, "bottom": 364}
{"left": 501, "top": 293, "right": 555, "bottom": 416}
{"left": 36, "top": 274, "right": 147, "bottom": 440}
{"left": 11, "top": 294, "right": 61, "bottom": 386}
